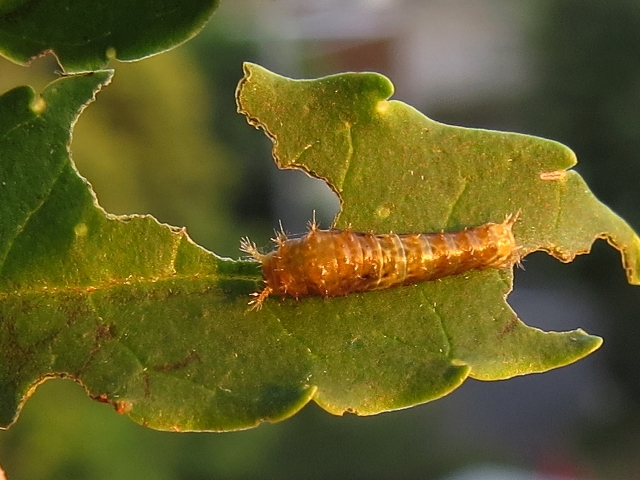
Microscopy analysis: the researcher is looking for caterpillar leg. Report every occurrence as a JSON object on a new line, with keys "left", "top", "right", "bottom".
{"left": 240, "top": 237, "right": 263, "bottom": 261}
{"left": 504, "top": 210, "right": 521, "bottom": 227}
{"left": 248, "top": 286, "right": 272, "bottom": 310}
{"left": 505, "top": 210, "right": 522, "bottom": 267}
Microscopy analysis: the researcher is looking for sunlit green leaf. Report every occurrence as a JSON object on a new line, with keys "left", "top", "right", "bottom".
{"left": 236, "top": 62, "right": 640, "bottom": 384}
{"left": 2, "top": 63, "right": 638, "bottom": 432}
{"left": 0, "top": 73, "right": 305, "bottom": 431}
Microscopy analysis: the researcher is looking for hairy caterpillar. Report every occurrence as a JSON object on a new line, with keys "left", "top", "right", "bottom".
{"left": 240, "top": 214, "right": 519, "bottom": 310}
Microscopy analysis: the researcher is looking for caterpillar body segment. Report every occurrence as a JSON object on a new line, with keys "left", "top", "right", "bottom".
{"left": 240, "top": 214, "right": 519, "bottom": 310}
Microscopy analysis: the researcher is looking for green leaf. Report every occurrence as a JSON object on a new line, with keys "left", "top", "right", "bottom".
{"left": 0, "top": 0, "right": 219, "bottom": 72}
{"left": 0, "top": 73, "right": 303, "bottom": 431}
{"left": 2, "top": 63, "right": 637, "bottom": 433}
{"left": 235, "top": 62, "right": 640, "bottom": 383}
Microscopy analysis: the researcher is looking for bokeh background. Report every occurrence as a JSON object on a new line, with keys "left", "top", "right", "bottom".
{"left": 2, "top": 1, "right": 640, "bottom": 478}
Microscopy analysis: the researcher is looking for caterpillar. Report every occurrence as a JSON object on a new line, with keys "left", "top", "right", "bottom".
{"left": 240, "top": 213, "right": 519, "bottom": 310}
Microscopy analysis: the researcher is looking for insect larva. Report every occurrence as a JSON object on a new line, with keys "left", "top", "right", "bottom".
{"left": 240, "top": 214, "right": 519, "bottom": 310}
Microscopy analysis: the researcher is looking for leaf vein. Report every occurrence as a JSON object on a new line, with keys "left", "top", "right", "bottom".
{"left": 422, "top": 295, "right": 454, "bottom": 359}
{"left": 0, "top": 159, "right": 67, "bottom": 273}
{"left": 335, "top": 123, "right": 354, "bottom": 191}
{"left": 444, "top": 179, "right": 469, "bottom": 225}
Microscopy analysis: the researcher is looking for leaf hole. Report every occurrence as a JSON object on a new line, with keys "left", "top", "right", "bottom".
{"left": 511, "top": 249, "right": 611, "bottom": 333}
{"left": 271, "top": 168, "right": 340, "bottom": 234}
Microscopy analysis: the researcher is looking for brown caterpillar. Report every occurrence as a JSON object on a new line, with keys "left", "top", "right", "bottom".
{"left": 240, "top": 214, "right": 519, "bottom": 310}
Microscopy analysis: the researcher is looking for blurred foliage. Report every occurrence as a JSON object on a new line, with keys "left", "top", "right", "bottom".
{"left": 0, "top": 54, "right": 59, "bottom": 93}
{"left": 189, "top": 28, "right": 343, "bottom": 238}
{"left": 0, "top": 47, "right": 245, "bottom": 258}
{"left": 188, "top": 28, "right": 277, "bottom": 238}
{"left": 0, "top": 379, "right": 486, "bottom": 480}
{"left": 525, "top": 1, "right": 640, "bottom": 477}
{"left": 71, "top": 49, "right": 241, "bottom": 257}
{"left": 530, "top": 0, "right": 640, "bottom": 226}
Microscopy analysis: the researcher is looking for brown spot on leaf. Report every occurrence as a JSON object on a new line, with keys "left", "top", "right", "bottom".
{"left": 114, "top": 400, "right": 133, "bottom": 414}
{"left": 539, "top": 171, "right": 567, "bottom": 181}
{"left": 151, "top": 350, "right": 201, "bottom": 373}
{"left": 93, "top": 393, "right": 110, "bottom": 404}
{"left": 499, "top": 318, "right": 517, "bottom": 337}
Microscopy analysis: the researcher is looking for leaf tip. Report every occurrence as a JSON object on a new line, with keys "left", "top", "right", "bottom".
{"left": 240, "top": 62, "right": 263, "bottom": 82}
{"left": 562, "top": 329, "right": 603, "bottom": 363}
{"left": 578, "top": 330, "right": 603, "bottom": 353}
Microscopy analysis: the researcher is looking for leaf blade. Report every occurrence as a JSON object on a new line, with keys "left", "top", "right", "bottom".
{"left": 0, "top": 0, "right": 219, "bottom": 72}
{"left": 3, "top": 62, "right": 636, "bottom": 432}
{"left": 235, "top": 62, "right": 634, "bottom": 384}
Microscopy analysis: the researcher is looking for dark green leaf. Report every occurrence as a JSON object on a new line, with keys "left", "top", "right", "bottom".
{"left": 0, "top": 0, "right": 219, "bottom": 72}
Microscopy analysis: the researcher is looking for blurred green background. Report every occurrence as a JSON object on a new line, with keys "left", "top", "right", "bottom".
{"left": 2, "top": 1, "right": 640, "bottom": 478}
